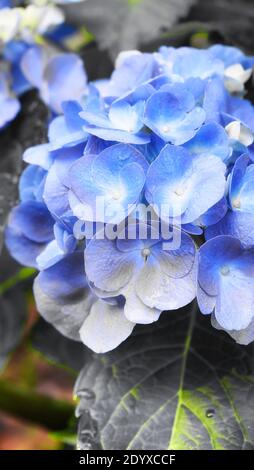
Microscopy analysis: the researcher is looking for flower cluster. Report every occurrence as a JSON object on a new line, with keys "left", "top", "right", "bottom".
{"left": 0, "top": 0, "right": 87, "bottom": 128}
{"left": 5, "top": 44, "right": 254, "bottom": 353}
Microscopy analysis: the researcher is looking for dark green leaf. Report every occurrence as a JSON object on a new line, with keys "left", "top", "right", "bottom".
{"left": 31, "top": 318, "right": 89, "bottom": 373}
{"left": 75, "top": 303, "right": 254, "bottom": 450}
{"left": 188, "top": 0, "right": 254, "bottom": 54}
{"left": 0, "top": 287, "right": 27, "bottom": 369}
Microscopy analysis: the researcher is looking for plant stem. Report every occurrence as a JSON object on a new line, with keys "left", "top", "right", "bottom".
{"left": 0, "top": 268, "right": 37, "bottom": 296}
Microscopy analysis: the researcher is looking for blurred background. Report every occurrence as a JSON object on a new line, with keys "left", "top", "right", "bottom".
{"left": 1, "top": 0, "right": 254, "bottom": 449}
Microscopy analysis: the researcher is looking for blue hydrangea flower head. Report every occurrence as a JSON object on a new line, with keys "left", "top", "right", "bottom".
{"left": 5, "top": 43, "right": 254, "bottom": 352}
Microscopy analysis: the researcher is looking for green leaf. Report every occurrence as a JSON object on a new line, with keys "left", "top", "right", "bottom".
{"left": 31, "top": 318, "right": 89, "bottom": 374}
{"left": 74, "top": 302, "right": 254, "bottom": 450}
{"left": 0, "top": 267, "right": 36, "bottom": 296}
{"left": 64, "top": 0, "right": 197, "bottom": 58}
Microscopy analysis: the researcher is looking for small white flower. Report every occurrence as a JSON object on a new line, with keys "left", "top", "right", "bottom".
{"left": 0, "top": 5, "right": 64, "bottom": 44}
{"left": 225, "top": 120, "right": 254, "bottom": 146}
{"left": 20, "top": 5, "right": 64, "bottom": 36}
{"left": 224, "top": 63, "right": 252, "bottom": 93}
{"left": 0, "top": 8, "right": 20, "bottom": 43}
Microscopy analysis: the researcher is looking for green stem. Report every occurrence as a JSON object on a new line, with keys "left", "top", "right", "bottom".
{"left": 0, "top": 378, "right": 75, "bottom": 431}
{"left": 0, "top": 268, "right": 37, "bottom": 296}
{"left": 161, "top": 21, "right": 213, "bottom": 40}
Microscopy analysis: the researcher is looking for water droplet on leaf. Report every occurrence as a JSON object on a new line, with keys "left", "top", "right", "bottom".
{"left": 206, "top": 408, "right": 215, "bottom": 418}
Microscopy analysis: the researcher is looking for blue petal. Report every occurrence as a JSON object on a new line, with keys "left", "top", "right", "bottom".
{"left": 229, "top": 155, "right": 254, "bottom": 213}
{"left": 228, "top": 153, "right": 249, "bottom": 200}
{"left": 43, "top": 144, "right": 84, "bottom": 218}
{"left": 144, "top": 90, "right": 205, "bottom": 144}
{"left": 182, "top": 223, "right": 203, "bottom": 235}
{"left": 37, "top": 251, "right": 86, "bottom": 301}
{"left": 108, "top": 53, "right": 159, "bottom": 97}
{"left": 48, "top": 115, "right": 86, "bottom": 150}
{"left": 172, "top": 47, "right": 224, "bottom": 79}
{"left": 21, "top": 46, "right": 44, "bottom": 88}
{"left": 43, "top": 167, "right": 70, "bottom": 218}
{"left": 135, "top": 133, "right": 165, "bottom": 164}
{"left": 70, "top": 144, "right": 148, "bottom": 224}
{"left": 197, "top": 282, "right": 216, "bottom": 315}
{"left": 50, "top": 143, "right": 84, "bottom": 186}
{"left": 5, "top": 225, "right": 45, "bottom": 268}
{"left": 199, "top": 197, "right": 228, "bottom": 227}
{"left": 203, "top": 77, "right": 227, "bottom": 122}
{"left": 209, "top": 44, "right": 246, "bottom": 67}
{"left": 54, "top": 222, "right": 76, "bottom": 253}
{"left": 85, "top": 234, "right": 138, "bottom": 293}
{"left": 61, "top": 100, "right": 84, "bottom": 130}
{"left": 198, "top": 235, "right": 243, "bottom": 297}
{"left": 146, "top": 144, "right": 226, "bottom": 223}
{"left": 205, "top": 210, "right": 254, "bottom": 249}
{"left": 228, "top": 96, "right": 254, "bottom": 131}
{"left": 8, "top": 201, "right": 54, "bottom": 243}
{"left": 42, "top": 53, "right": 87, "bottom": 113}
{"left": 81, "top": 124, "right": 150, "bottom": 145}
{"left": 184, "top": 122, "right": 230, "bottom": 162}
{"left": 19, "top": 165, "right": 47, "bottom": 202}
{"left": 0, "top": 96, "right": 20, "bottom": 128}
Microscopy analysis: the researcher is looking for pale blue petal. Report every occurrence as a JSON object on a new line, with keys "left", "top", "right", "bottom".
{"left": 23, "top": 143, "right": 52, "bottom": 170}
{"left": 198, "top": 235, "right": 243, "bottom": 296}
{"left": 205, "top": 211, "right": 254, "bottom": 249}
{"left": 36, "top": 240, "right": 65, "bottom": 270}
{"left": 85, "top": 236, "right": 138, "bottom": 292}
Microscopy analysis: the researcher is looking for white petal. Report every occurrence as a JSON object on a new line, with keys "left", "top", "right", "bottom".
{"left": 226, "top": 120, "right": 253, "bottom": 146}
{"left": 136, "top": 258, "right": 196, "bottom": 311}
{"left": 33, "top": 276, "right": 95, "bottom": 340}
{"left": 123, "top": 279, "right": 161, "bottom": 324}
{"left": 79, "top": 300, "right": 135, "bottom": 353}
{"left": 211, "top": 314, "right": 254, "bottom": 345}
{"left": 36, "top": 240, "right": 65, "bottom": 270}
